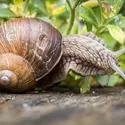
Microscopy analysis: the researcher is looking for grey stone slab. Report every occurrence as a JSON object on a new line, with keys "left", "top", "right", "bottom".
{"left": 0, "top": 86, "right": 125, "bottom": 125}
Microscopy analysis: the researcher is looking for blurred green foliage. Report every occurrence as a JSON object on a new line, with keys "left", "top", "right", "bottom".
{"left": 0, "top": 0, "right": 125, "bottom": 93}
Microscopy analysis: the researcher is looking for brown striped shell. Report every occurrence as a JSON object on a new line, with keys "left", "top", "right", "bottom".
{"left": 0, "top": 18, "right": 62, "bottom": 92}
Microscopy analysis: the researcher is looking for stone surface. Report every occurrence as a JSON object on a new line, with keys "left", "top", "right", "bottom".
{"left": 0, "top": 86, "right": 125, "bottom": 125}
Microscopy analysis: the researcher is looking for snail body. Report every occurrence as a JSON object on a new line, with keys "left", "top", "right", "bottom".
{"left": 0, "top": 18, "right": 125, "bottom": 92}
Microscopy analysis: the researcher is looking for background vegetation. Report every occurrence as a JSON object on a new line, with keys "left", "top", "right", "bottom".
{"left": 0, "top": 0, "right": 125, "bottom": 93}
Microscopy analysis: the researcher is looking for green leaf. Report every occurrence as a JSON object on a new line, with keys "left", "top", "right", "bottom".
{"left": 0, "top": 8, "right": 16, "bottom": 18}
{"left": 82, "top": 0, "right": 98, "bottom": 8}
{"left": 79, "top": 77, "right": 91, "bottom": 94}
{"left": 77, "top": 6, "right": 99, "bottom": 28}
{"left": 108, "top": 75, "right": 120, "bottom": 87}
{"left": 34, "top": 0, "right": 48, "bottom": 16}
{"left": 52, "top": 5, "right": 66, "bottom": 16}
{"left": 92, "top": 6, "right": 103, "bottom": 25}
{"left": 0, "top": 0, "right": 13, "bottom": 4}
{"left": 107, "top": 24, "right": 125, "bottom": 44}
{"left": 0, "top": 3, "right": 16, "bottom": 18}
{"left": 85, "top": 21, "right": 92, "bottom": 32}
{"left": 95, "top": 75, "right": 120, "bottom": 87}
{"left": 46, "top": 0, "right": 58, "bottom": 4}
{"left": 24, "top": 0, "right": 49, "bottom": 17}
{"left": 0, "top": 3, "right": 8, "bottom": 9}
{"left": 104, "top": 0, "right": 124, "bottom": 14}
{"left": 69, "top": 70, "right": 83, "bottom": 80}
{"left": 110, "top": 15, "right": 125, "bottom": 30}
{"left": 95, "top": 75, "right": 109, "bottom": 86}
{"left": 98, "top": 32, "right": 117, "bottom": 49}
{"left": 14, "top": 0, "right": 23, "bottom": 6}
{"left": 120, "top": 1, "right": 125, "bottom": 16}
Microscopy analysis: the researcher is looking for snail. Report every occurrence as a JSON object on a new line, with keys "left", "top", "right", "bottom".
{"left": 0, "top": 18, "right": 125, "bottom": 92}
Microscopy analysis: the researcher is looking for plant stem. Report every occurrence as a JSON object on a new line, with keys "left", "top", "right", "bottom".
{"left": 73, "top": 0, "right": 81, "bottom": 9}
{"left": 66, "top": 9, "right": 75, "bottom": 35}
{"left": 95, "top": 25, "right": 106, "bottom": 35}
{"left": 66, "top": 0, "right": 72, "bottom": 10}
{"left": 66, "top": 0, "right": 81, "bottom": 35}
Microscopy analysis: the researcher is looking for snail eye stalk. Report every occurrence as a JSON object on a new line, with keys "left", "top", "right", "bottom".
{"left": 111, "top": 60, "right": 125, "bottom": 79}
{"left": 115, "top": 48, "right": 125, "bottom": 57}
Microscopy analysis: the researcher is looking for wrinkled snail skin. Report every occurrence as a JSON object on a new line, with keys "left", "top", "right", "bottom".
{"left": 37, "top": 33, "right": 123, "bottom": 88}
{"left": 0, "top": 18, "right": 62, "bottom": 92}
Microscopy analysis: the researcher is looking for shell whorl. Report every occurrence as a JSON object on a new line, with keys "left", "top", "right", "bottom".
{"left": 0, "top": 53, "right": 35, "bottom": 92}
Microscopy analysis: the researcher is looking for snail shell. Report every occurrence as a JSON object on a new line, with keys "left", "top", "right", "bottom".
{"left": 0, "top": 18, "right": 62, "bottom": 92}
